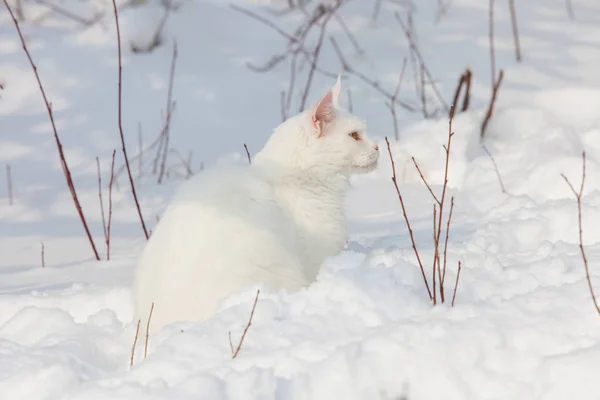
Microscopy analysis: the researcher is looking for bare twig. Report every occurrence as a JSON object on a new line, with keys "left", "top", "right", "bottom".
{"left": 562, "top": 151, "right": 600, "bottom": 315}
{"left": 508, "top": 0, "right": 521, "bottom": 62}
{"left": 333, "top": 13, "right": 363, "bottom": 54}
{"left": 411, "top": 157, "right": 439, "bottom": 204}
{"left": 231, "top": 289, "right": 260, "bottom": 359}
{"left": 280, "top": 90, "right": 287, "bottom": 121}
{"left": 6, "top": 164, "right": 13, "bottom": 206}
{"left": 482, "top": 145, "right": 507, "bottom": 194}
{"left": 441, "top": 196, "right": 454, "bottom": 285}
{"left": 4, "top": 0, "right": 100, "bottom": 260}
{"left": 386, "top": 58, "right": 408, "bottom": 141}
{"left": 106, "top": 150, "right": 116, "bottom": 260}
{"left": 244, "top": 144, "right": 252, "bottom": 164}
{"left": 449, "top": 68, "right": 471, "bottom": 117}
{"left": 35, "top": 0, "right": 102, "bottom": 27}
{"left": 157, "top": 41, "right": 178, "bottom": 184}
{"left": 41, "top": 242, "right": 45, "bottom": 267}
{"left": 489, "top": 0, "right": 496, "bottom": 85}
{"left": 480, "top": 70, "right": 504, "bottom": 139}
{"left": 111, "top": 0, "right": 149, "bottom": 240}
{"left": 144, "top": 302, "right": 154, "bottom": 359}
{"left": 96, "top": 157, "right": 108, "bottom": 255}
{"left": 130, "top": 319, "right": 141, "bottom": 367}
{"left": 385, "top": 137, "right": 433, "bottom": 300}
{"left": 451, "top": 261, "right": 461, "bottom": 307}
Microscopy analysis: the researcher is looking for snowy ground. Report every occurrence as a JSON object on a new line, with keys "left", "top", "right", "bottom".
{"left": 3, "top": 0, "right": 600, "bottom": 398}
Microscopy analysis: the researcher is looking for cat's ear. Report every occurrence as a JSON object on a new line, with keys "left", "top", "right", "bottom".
{"left": 331, "top": 74, "right": 342, "bottom": 108}
{"left": 311, "top": 90, "right": 336, "bottom": 137}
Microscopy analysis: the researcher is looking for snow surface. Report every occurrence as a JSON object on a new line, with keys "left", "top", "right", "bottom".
{"left": 3, "top": 0, "right": 600, "bottom": 398}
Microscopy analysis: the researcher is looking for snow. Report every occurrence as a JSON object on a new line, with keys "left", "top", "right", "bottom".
{"left": 3, "top": 0, "right": 600, "bottom": 398}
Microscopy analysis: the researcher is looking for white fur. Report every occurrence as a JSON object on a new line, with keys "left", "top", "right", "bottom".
{"left": 133, "top": 79, "right": 380, "bottom": 332}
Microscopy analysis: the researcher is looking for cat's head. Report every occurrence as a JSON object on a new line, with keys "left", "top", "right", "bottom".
{"left": 256, "top": 76, "right": 380, "bottom": 179}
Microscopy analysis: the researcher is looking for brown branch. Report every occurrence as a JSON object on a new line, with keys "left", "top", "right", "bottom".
{"left": 4, "top": 0, "right": 100, "bottom": 260}
{"left": 144, "top": 302, "right": 154, "bottom": 359}
{"left": 330, "top": 36, "right": 416, "bottom": 112}
{"left": 244, "top": 144, "right": 252, "bottom": 165}
{"left": 157, "top": 41, "right": 178, "bottom": 184}
{"left": 561, "top": 151, "right": 600, "bottom": 315}
{"left": 432, "top": 204, "right": 438, "bottom": 304}
{"left": 106, "top": 150, "right": 116, "bottom": 260}
{"left": 489, "top": 0, "right": 496, "bottom": 85}
{"left": 386, "top": 58, "right": 408, "bottom": 141}
{"left": 41, "top": 242, "right": 45, "bottom": 267}
{"left": 6, "top": 164, "right": 13, "bottom": 206}
{"left": 130, "top": 319, "right": 141, "bottom": 367}
{"left": 411, "top": 157, "right": 440, "bottom": 204}
{"left": 508, "top": 0, "right": 521, "bottom": 62}
{"left": 480, "top": 69, "right": 504, "bottom": 139}
{"left": 385, "top": 137, "right": 433, "bottom": 300}
{"left": 95, "top": 157, "right": 108, "bottom": 260}
{"left": 111, "top": 0, "right": 149, "bottom": 240}
{"left": 441, "top": 196, "right": 454, "bottom": 286}
{"left": 451, "top": 261, "right": 461, "bottom": 307}
{"left": 231, "top": 289, "right": 260, "bottom": 359}
{"left": 482, "top": 145, "right": 508, "bottom": 194}
{"left": 449, "top": 68, "right": 471, "bottom": 117}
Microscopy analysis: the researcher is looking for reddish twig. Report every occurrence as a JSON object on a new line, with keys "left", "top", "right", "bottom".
{"left": 482, "top": 145, "right": 508, "bottom": 194}
{"left": 130, "top": 319, "right": 141, "bottom": 367}
{"left": 432, "top": 204, "right": 438, "bottom": 304}
{"left": 562, "top": 151, "right": 600, "bottom": 315}
{"left": 441, "top": 196, "right": 454, "bottom": 286}
{"left": 157, "top": 41, "right": 178, "bottom": 184}
{"left": 386, "top": 57, "right": 408, "bottom": 141}
{"left": 508, "top": 0, "right": 521, "bottom": 62}
{"left": 449, "top": 68, "right": 471, "bottom": 117}
{"left": 106, "top": 150, "right": 116, "bottom": 260}
{"left": 144, "top": 302, "right": 154, "bottom": 359}
{"left": 6, "top": 164, "right": 13, "bottom": 206}
{"left": 385, "top": 137, "right": 433, "bottom": 300}
{"left": 4, "top": 0, "right": 100, "bottom": 260}
{"left": 244, "top": 144, "right": 252, "bottom": 165}
{"left": 231, "top": 289, "right": 260, "bottom": 359}
{"left": 451, "top": 261, "right": 462, "bottom": 307}
{"left": 96, "top": 157, "right": 108, "bottom": 256}
{"left": 480, "top": 70, "right": 504, "bottom": 139}
{"left": 411, "top": 157, "right": 439, "bottom": 204}
{"left": 111, "top": 0, "right": 149, "bottom": 240}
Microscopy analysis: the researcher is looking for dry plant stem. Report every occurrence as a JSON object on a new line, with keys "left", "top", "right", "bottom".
{"left": 6, "top": 164, "right": 13, "bottom": 206}
{"left": 451, "top": 261, "right": 461, "bottom": 307}
{"left": 228, "top": 332, "right": 234, "bottom": 354}
{"left": 111, "top": 0, "right": 149, "bottom": 240}
{"left": 561, "top": 151, "right": 600, "bottom": 315}
{"left": 449, "top": 68, "right": 471, "bottom": 117}
{"left": 508, "top": 0, "right": 521, "bottom": 62}
{"left": 41, "top": 242, "right": 45, "bottom": 267}
{"left": 96, "top": 157, "right": 108, "bottom": 249}
{"left": 395, "top": 12, "right": 449, "bottom": 113}
{"left": 130, "top": 319, "right": 141, "bottom": 367}
{"left": 36, "top": 0, "right": 100, "bottom": 26}
{"left": 330, "top": 37, "right": 415, "bottom": 112}
{"left": 231, "top": 289, "right": 260, "bottom": 359}
{"left": 384, "top": 137, "right": 433, "bottom": 300}
{"left": 441, "top": 196, "right": 454, "bottom": 285}
{"left": 333, "top": 13, "right": 363, "bottom": 54}
{"left": 157, "top": 41, "right": 178, "bottom": 184}
{"left": 480, "top": 70, "right": 504, "bottom": 139}
{"left": 106, "top": 150, "right": 116, "bottom": 260}
{"left": 144, "top": 302, "right": 154, "bottom": 359}
{"left": 387, "top": 58, "right": 408, "bottom": 141}
{"left": 482, "top": 145, "right": 507, "bottom": 194}
{"left": 432, "top": 204, "right": 438, "bottom": 304}
{"left": 244, "top": 144, "right": 252, "bottom": 164}
{"left": 4, "top": 0, "right": 101, "bottom": 260}
{"left": 411, "top": 158, "right": 439, "bottom": 203}
{"left": 489, "top": 0, "right": 496, "bottom": 86}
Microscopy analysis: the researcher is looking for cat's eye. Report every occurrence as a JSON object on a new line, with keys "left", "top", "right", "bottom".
{"left": 349, "top": 131, "right": 361, "bottom": 141}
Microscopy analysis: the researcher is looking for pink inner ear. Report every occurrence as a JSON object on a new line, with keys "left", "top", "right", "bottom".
{"left": 313, "top": 91, "right": 335, "bottom": 124}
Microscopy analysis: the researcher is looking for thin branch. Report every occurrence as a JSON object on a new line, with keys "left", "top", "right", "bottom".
{"left": 231, "top": 289, "right": 260, "bottom": 359}
{"left": 480, "top": 70, "right": 504, "bottom": 139}
{"left": 451, "top": 261, "right": 461, "bottom": 307}
{"left": 281, "top": 90, "right": 287, "bottom": 122}
{"left": 96, "top": 157, "right": 108, "bottom": 251}
{"left": 508, "top": 0, "right": 521, "bottom": 62}
{"left": 561, "top": 151, "right": 600, "bottom": 315}
{"left": 3, "top": 0, "right": 100, "bottom": 260}
{"left": 35, "top": 0, "right": 102, "bottom": 27}
{"left": 333, "top": 13, "right": 363, "bottom": 54}
{"left": 482, "top": 145, "right": 507, "bottom": 194}
{"left": 157, "top": 41, "right": 178, "bottom": 184}
{"left": 411, "top": 157, "right": 440, "bottom": 204}
{"left": 111, "top": 0, "right": 149, "bottom": 240}
{"left": 385, "top": 137, "right": 433, "bottom": 300}
{"left": 441, "top": 196, "right": 454, "bottom": 285}
{"left": 244, "top": 144, "right": 252, "bottom": 165}
{"left": 386, "top": 57, "right": 408, "bottom": 141}
{"left": 144, "top": 302, "right": 154, "bottom": 359}
{"left": 449, "top": 68, "right": 471, "bottom": 117}
{"left": 41, "top": 242, "right": 45, "bottom": 267}
{"left": 106, "top": 150, "right": 116, "bottom": 260}
{"left": 130, "top": 319, "right": 141, "bottom": 367}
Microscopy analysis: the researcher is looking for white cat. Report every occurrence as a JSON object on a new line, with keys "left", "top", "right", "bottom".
{"left": 133, "top": 77, "right": 380, "bottom": 332}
